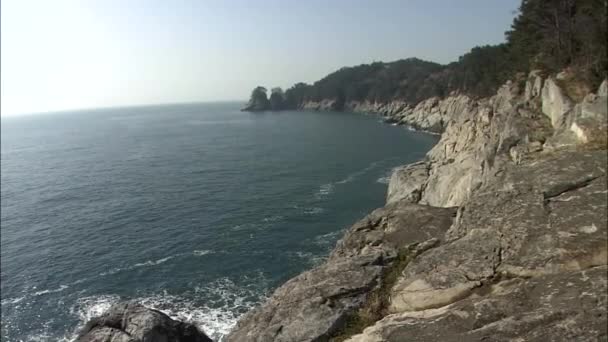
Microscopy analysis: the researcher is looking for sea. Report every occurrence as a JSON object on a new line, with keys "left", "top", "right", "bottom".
{"left": 0, "top": 102, "right": 438, "bottom": 341}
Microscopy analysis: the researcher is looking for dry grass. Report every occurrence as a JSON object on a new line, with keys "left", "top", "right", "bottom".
{"left": 554, "top": 73, "right": 592, "bottom": 102}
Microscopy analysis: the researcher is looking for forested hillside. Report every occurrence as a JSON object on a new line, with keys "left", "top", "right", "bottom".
{"left": 244, "top": 0, "right": 607, "bottom": 111}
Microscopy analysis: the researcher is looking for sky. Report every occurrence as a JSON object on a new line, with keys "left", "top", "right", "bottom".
{"left": 1, "top": 0, "right": 520, "bottom": 116}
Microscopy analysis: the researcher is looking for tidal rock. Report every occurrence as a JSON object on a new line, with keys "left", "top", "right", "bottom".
{"left": 76, "top": 303, "right": 212, "bottom": 342}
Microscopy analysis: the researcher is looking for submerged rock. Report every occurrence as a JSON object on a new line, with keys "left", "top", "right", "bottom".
{"left": 76, "top": 303, "right": 212, "bottom": 342}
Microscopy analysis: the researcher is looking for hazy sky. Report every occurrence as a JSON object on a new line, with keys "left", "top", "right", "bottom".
{"left": 1, "top": 0, "right": 520, "bottom": 116}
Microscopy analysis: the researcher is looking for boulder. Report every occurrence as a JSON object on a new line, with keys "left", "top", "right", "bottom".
{"left": 386, "top": 161, "right": 429, "bottom": 204}
{"left": 76, "top": 303, "right": 212, "bottom": 342}
{"left": 541, "top": 78, "right": 574, "bottom": 129}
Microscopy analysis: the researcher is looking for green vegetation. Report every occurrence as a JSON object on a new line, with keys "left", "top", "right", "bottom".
{"left": 245, "top": 0, "right": 607, "bottom": 111}
{"left": 328, "top": 246, "right": 416, "bottom": 342}
{"left": 243, "top": 86, "right": 270, "bottom": 111}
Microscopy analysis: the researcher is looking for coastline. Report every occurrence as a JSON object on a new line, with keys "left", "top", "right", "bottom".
{"left": 224, "top": 73, "right": 608, "bottom": 341}
{"left": 77, "top": 72, "right": 608, "bottom": 341}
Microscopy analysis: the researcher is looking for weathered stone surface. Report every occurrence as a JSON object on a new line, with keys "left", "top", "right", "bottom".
{"left": 224, "top": 201, "right": 456, "bottom": 342}
{"left": 569, "top": 87, "right": 608, "bottom": 145}
{"left": 76, "top": 303, "right": 212, "bottom": 342}
{"left": 348, "top": 266, "right": 608, "bottom": 342}
{"left": 541, "top": 77, "right": 574, "bottom": 128}
{"left": 525, "top": 69, "right": 544, "bottom": 102}
{"left": 386, "top": 161, "right": 429, "bottom": 204}
{"left": 351, "top": 149, "right": 608, "bottom": 341}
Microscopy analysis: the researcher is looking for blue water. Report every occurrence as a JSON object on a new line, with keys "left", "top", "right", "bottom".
{"left": 0, "top": 102, "right": 437, "bottom": 341}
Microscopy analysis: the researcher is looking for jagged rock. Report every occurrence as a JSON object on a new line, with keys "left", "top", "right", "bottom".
{"left": 224, "top": 201, "right": 456, "bottom": 342}
{"left": 347, "top": 266, "right": 608, "bottom": 342}
{"left": 388, "top": 150, "right": 607, "bottom": 318}
{"left": 569, "top": 83, "right": 608, "bottom": 145}
{"left": 76, "top": 303, "right": 212, "bottom": 342}
{"left": 524, "top": 70, "right": 544, "bottom": 102}
{"left": 541, "top": 77, "right": 574, "bottom": 129}
{"left": 386, "top": 161, "right": 429, "bottom": 204}
{"left": 228, "top": 76, "right": 607, "bottom": 342}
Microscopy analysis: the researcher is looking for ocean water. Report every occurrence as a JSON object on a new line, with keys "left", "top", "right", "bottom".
{"left": 0, "top": 102, "right": 438, "bottom": 341}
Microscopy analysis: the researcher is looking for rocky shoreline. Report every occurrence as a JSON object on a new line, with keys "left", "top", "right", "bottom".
{"left": 78, "top": 72, "right": 607, "bottom": 341}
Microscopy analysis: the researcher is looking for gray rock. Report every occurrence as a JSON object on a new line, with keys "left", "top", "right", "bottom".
{"left": 524, "top": 70, "right": 544, "bottom": 102}
{"left": 227, "top": 75, "right": 607, "bottom": 342}
{"left": 541, "top": 77, "right": 574, "bottom": 129}
{"left": 76, "top": 303, "right": 212, "bottom": 342}
{"left": 348, "top": 266, "right": 608, "bottom": 342}
{"left": 224, "top": 201, "right": 456, "bottom": 342}
{"left": 386, "top": 161, "right": 429, "bottom": 204}
{"left": 351, "top": 149, "right": 607, "bottom": 342}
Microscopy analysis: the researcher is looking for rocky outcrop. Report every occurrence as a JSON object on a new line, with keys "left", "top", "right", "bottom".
{"left": 76, "top": 303, "right": 212, "bottom": 342}
{"left": 347, "top": 148, "right": 607, "bottom": 341}
{"left": 348, "top": 266, "right": 607, "bottom": 342}
{"left": 227, "top": 72, "right": 607, "bottom": 341}
{"left": 224, "top": 203, "right": 457, "bottom": 342}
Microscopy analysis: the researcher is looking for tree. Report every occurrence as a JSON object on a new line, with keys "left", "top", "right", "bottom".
{"left": 269, "top": 87, "right": 285, "bottom": 110}
{"left": 243, "top": 86, "right": 270, "bottom": 111}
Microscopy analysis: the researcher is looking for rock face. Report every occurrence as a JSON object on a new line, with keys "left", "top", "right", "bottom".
{"left": 349, "top": 266, "right": 607, "bottom": 342}
{"left": 227, "top": 72, "right": 607, "bottom": 341}
{"left": 224, "top": 203, "right": 457, "bottom": 342}
{"left": 76, "top": 303, "right": 212, "bottom": 342}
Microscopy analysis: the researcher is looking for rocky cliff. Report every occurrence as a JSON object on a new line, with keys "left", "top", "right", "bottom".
{"left": 226, "top": 73, "right": 608, "bottom": 341}
{"left": 78, "top": 72, "right": 607, "bottom": 342}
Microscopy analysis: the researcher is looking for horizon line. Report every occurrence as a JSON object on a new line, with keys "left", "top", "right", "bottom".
{"left": 1, "top": 99, "right": 248, "bottom": 118}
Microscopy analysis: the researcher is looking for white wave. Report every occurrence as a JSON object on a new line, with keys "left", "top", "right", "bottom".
{"left": 303, "top": 207, "right": 325, "bottom": 215}
{"left": 64, "top": 275, "right": 268, "bottom": 341}
{"left": 313, "top": 230, "right": 345, "bottom": 248}
{"left": 98, "top": 267, "right": 122, "bottom": 277}
{"left": 288, "top": 251, "right": 327, "bottom": 267}
{"left": 336, "top": 161, "right": 380, "bottom": 185}
{"left": 377, "top": 166, "right": 399, "bottom": 184}
{"left": 192, "top": 250, "right": 213, "bottom": 256}
{"left": 376, "top": 175, "right": 391, "bottom": 184}
{"left": 262, "top": 215, "right": 284, "bottom": 223}
{"left": 1, "top": 296, "right": 25, "bottom": 305}
{"left": 133, "top": 256, "right": 175, "bottom": 268}
{"left": 72, "top": 294, "right": 121, "bottom": 324}
{"left": 33, "top": 284, "right": 69, "bottom": 296}
{"left": 335, "top": 174, "right": 356, "bottom": 185}
{"left": 99, "top": 253, "right": 181, "bottom": 276}
{"left": 59, "top": 294, "right": 122, "bottom": 341}
{"left": 289, "top": 251, "right": 314, "bottom": 260}
{"left": 316, "top": 183, "right": 334, "bottom": 198}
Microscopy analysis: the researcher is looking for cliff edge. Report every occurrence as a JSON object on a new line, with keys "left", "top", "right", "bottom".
{"left": 225, "top": 73, "right": 608, "bottom": 342}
